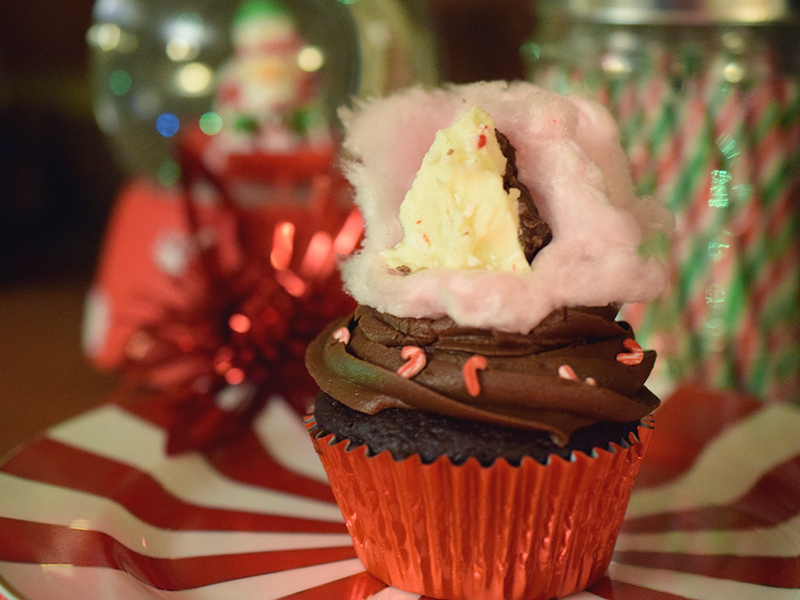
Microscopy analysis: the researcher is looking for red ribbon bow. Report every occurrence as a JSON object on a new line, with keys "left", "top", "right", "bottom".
{"left": 95, "top": 129, "right": 360, "bottom": 454}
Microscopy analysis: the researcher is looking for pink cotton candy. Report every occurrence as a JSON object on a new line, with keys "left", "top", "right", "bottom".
{"left": 339, "top": 81, "right": 673, "bottom": 334}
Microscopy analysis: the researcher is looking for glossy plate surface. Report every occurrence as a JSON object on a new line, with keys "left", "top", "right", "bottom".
{"left": 1, "top": 386, "right": 799, "bottom": 600}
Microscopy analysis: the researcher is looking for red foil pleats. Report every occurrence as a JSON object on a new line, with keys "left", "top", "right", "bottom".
{"left": 308, "top": 418, "right": 653, "bottom": 600}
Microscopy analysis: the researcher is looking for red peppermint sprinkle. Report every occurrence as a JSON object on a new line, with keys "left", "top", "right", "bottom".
{"left": 558, "top": 364, "right": 579, "bottom": 381}
{"left": 463, "top": 355, "right": 488, "bottom": 397}
{"left": 617, "top": 338, "right": 645, "bottom": 366}
{"left": 332, "top": 327, "right": 350, "bottom": 345}
{"left": 477, "top": 124, "right": 489, "bottom": 149}
{"left": 558, "top": 364, "right": 597, "bottom": 386}
{"left": 397, "top": 346, "right": 426, "bottom": 379}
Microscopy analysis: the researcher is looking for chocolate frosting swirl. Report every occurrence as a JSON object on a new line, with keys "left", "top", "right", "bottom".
{"left": 306, "top": 304, "right": 659, "bottom": 445}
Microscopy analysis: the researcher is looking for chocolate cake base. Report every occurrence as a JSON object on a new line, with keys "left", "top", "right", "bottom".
{"left": 312, "top": 392, "right": 648, "bottom": 467}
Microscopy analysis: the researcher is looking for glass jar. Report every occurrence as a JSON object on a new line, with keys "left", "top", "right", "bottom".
{"left": 526, "top": 0, "right": 800, "bottom": 402}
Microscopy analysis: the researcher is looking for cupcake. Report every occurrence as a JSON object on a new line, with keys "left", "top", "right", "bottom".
{"left": 305, "top": 81, "right": 671, "bottom": 600}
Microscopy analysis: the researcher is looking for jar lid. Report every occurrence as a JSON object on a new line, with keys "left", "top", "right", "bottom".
{"left": 566, "top": 0, "right": 800, "bottom": 24}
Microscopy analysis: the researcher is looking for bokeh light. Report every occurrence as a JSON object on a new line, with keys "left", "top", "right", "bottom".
{"left": 157, "top": 160, "right": 181, "bottom": 186}
{"left": 156, "top": 112, "right": 180, "bottom": 137}
{"left": 174, "top": 62, "right": 214, "bottom": 95}
{"left": 199, "top": 111, "right": 223, "bottom": 135}
{"left": 89, "top": 22, "right": 123, "bottom": 51}
{"left": 166, "top": 37, "right": 201, "bottom": 62}
{"left": 297, "top": 46, "right": 324, "bottom": 72}
{"left": 162, "top": 12, "right": 207, "bottom": 58}
{"left": 109, "top": 69, "right": 133, "bottom": 95}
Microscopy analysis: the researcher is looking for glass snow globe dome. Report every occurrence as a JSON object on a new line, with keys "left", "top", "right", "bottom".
{"left": 87, "top": 0, "right": 439, "bottom": 183}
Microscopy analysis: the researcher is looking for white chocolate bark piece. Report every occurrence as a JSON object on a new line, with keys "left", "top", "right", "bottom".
{"left": 380, "top": 106, "right": 528, "bottom": 274}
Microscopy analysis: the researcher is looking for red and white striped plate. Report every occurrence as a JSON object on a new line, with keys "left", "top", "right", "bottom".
{"left": 1, "top": 386, "right": 799, "bottom": 600}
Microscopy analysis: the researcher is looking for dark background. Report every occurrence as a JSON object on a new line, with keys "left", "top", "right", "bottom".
{"left": 0, "top": 0, "right": 535, "bottom": 454}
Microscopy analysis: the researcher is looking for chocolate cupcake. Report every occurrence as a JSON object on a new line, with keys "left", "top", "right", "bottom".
{"left": 305, "top": 82, "right": 672, "bottom": 600}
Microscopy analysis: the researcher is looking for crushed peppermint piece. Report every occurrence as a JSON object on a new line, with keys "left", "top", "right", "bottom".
{"left": 616, "top": 338, "right": 644, "bottom": 366}
{"left": 558, "top": 364, "right": 579, "bottom": 381}
{"left": 332, "top": 327, "right": 350, "bottom": 345}
{"left": 477, "top": 124, "right": 488, "bottom": 149}
{"left": 397, "top": 346, "right": 427, "bottom": 378}
{"left": 463, "top": 355, "right": 488, "bottom": 396}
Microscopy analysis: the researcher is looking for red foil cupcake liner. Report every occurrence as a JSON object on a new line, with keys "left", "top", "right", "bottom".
{"left": 308, "top": 418, "right": 653, "bottom": 600}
